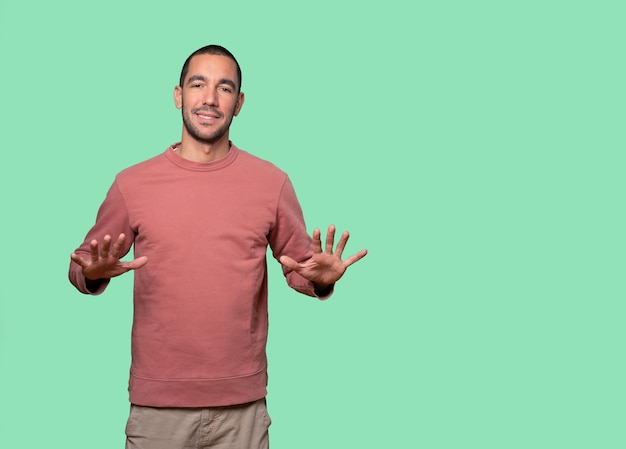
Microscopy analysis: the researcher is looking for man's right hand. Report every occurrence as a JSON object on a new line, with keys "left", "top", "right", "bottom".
{"left": 70, "top": 233, "right": 148, "bottom": 281}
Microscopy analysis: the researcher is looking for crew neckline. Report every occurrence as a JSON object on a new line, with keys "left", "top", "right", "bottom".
{"left": 164, "top": 142, "right": 240, "bottom": 172}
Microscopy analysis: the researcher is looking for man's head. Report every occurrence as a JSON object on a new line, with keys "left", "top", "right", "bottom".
{"left": 174, "top": 45, "right": 245, "bottom": 147}
{"left": 179, "top": 45, "right": 242, "bottom": 93}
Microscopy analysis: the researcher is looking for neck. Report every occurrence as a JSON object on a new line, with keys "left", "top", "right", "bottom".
{"left": 178, "top": 134, "right": 231, "bottom": 163}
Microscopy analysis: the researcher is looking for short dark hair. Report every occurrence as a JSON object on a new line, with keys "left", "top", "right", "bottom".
{"left": 179, "top": 45, "right": 242, "bottom": 92}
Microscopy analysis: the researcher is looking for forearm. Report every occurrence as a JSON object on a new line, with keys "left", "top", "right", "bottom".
{"left": 68, "top": 180, "right": 131, "bottom": 295}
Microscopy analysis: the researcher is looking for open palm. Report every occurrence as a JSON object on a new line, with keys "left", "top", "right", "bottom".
{"left": 70, "top": 233, "right": 148, "bottom": 280}
{"left": 279, "top": 225, "right": 367, "bottom": 288}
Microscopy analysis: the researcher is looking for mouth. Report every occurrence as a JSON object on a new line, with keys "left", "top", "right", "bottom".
{"left": 194, "top": 108, "right": 222, "bottom": 122}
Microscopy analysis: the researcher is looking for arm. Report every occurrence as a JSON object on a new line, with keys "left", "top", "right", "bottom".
{"left": 268, "top": 178, "right": 319, "bottom": 297}
{"left": 68, "top": 181, "right": 147, "bottom": 294}
{"left": 269, "top": 178, "right": 366, "bottom": 298}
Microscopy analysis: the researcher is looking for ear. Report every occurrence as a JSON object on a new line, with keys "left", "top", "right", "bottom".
{"left": 174, "top": 85, "right": 183, "bottom": 109}
{"left": 233, "top": 92, "right": 245, "bottom": 116}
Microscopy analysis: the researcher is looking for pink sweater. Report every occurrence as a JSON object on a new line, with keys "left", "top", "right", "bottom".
{"left": 69, "top": 144, "right": 318, "bottom": 407}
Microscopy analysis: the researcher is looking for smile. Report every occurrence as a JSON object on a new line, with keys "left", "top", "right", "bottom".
{"left": 196, "top": 113, "right": 221, "bottom": 123}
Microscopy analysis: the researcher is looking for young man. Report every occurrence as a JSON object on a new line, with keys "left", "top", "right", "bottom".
{"left": 69, "top": 45, "right": 367, "bottom": 449}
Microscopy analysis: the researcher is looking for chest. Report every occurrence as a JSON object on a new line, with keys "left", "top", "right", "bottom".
{"left": 124, "top": 173, "right": 280, "bottom": 255}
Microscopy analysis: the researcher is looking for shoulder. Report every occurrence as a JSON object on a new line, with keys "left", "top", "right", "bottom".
{"left": 115, "top": 149, "right": 170, "bottom": 181}
{"left": 234, "top": 146, "right": 289, "bottom": 180}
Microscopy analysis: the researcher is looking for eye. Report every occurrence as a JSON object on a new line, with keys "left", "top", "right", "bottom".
{"left": 219, "top": 86, "right": 233, "bottom": 93}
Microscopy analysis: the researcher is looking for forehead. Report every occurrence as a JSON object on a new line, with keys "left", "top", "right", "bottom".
{"left": 185, "top": 54, "right": 239, "bottom": 86}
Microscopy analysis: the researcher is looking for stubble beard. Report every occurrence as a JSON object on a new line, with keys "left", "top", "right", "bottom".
{"left": 181, "top": 102, "right": 235, "bottom": 145}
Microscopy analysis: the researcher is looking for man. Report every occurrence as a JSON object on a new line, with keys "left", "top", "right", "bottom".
{"left": 68, "top": 45, "right": 367, "bottom": 449}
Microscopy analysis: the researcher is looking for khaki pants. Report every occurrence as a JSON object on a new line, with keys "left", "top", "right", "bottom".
{"left": 125, "top": 399, "right": 271, "bottom": 449}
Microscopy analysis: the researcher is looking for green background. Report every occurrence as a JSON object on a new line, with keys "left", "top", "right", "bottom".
{"left": 1, "top": 0, "right": 624, "bottom": 447}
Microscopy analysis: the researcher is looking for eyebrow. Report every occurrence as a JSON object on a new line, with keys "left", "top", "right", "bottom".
{"left": 186, "top": 75, "right": 207, "bottom": 85}
{"left": 218, "top": 78, "right": 237, "bottom": 90}
{"left": 186, "top": 75, "right": 237, "bottom": 90}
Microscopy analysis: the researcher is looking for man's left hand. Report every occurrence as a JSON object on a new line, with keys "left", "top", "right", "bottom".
{"left": 279, "top": 225, "right": 368, "bottom": 290}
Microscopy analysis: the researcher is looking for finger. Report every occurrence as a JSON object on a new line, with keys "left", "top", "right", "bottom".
{"left": 343, "top": 249, "right": 368, "bottom": 268}
{"left": 123, "top": 256, "right": 149, "bottom": 270}
{"left": 89, "top": 239, "right": 99, "bottom": 262}
{"left": 311, "top": 228, "right": 322, "bottom": 254}
{"left": 279, "top": 255, "right": 300, "bottom": 270}
{"left": 334, "top": 231, "right": 350, "bottom": 259}
{"left": 70, "top": 253, "right": 87, "bottom": 267}
{"left": 325, "top": 225, "right": 336, "bottom": 253}
{"left": 100, "top": 234, "right": 112, "bottom": 257}
{"left": 110, "top": 233, "right": 126, "bottom": 259}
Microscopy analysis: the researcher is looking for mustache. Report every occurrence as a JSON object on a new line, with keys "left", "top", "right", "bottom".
{"left": 191, "top": 107, "right": 223, "bottom": 118}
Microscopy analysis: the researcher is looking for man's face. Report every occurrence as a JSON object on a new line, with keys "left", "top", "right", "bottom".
{"left": 174, "top": 54, "right": 244, "bottom": 145}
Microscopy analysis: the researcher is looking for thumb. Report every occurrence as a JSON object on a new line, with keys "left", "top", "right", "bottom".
{"left": 279, "top": 255, "right": 298, "bottom": 270}
{"left": 127, "top": 256, "right": 149, "bottom": 270}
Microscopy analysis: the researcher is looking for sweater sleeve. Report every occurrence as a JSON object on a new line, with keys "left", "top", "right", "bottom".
{"left": 269, "top": 177, "right": 329, "bottom": 299}
{"left": 68, "top": 179, "right": 134, "bottom": 295}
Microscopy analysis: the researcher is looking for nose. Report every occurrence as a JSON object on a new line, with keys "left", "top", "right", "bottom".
{"left": 203, "top": 88, "right": 218, "bottom": 106}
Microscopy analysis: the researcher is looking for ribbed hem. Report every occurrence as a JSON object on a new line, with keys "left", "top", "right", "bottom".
{"left": 128, "top": 369, "right": 268, "bottom": 407}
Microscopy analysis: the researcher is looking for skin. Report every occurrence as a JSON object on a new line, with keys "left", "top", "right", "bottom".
{"left": 173, "top": 54, "right": 245, "bottom": 162}
{"left": 70, "top": 233, "right": 147, "bottom": 282}
{"left": 279, "top": 226, "right": 368, "bottom": 294}
{"left": 70, "top": 53, "right": 367, "bottom": 292}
